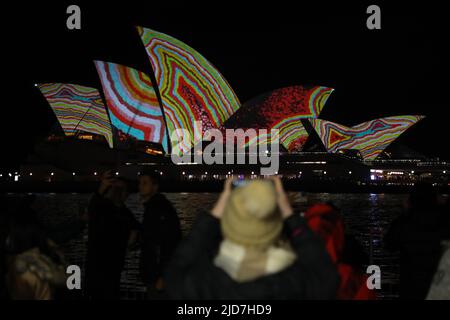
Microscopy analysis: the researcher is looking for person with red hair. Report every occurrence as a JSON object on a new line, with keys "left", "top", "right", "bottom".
{"left": 304, "top": 203, "right": 376, "bottom": 300}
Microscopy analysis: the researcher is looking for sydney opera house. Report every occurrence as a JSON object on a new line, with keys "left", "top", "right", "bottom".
{"left": 6, "top": 27, "right": 448, "bottom": 190}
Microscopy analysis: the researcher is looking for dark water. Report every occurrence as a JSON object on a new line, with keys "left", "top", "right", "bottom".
{"left": 6, "top": 192, "right": 408, "bottom": 299}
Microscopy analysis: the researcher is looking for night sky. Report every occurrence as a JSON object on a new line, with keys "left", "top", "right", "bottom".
{"left": 2, "top": 2, "right": 448, "bottom": 168}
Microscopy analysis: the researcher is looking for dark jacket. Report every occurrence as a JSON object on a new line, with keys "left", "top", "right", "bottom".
{"left": 141, "top": 193, "right": 181, "bottom": 285}
{"left": 86, "top": 193, "right": 140, "bottom": 299}
{"left": 384, "top": 206, "right": 444, "bottom": 300}
{"left": 165, "top": 212, "right": 339, "bottom": 299}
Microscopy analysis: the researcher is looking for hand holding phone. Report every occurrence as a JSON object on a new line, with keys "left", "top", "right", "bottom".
{"left": 99, "top": 170, "right": 116, "bottom": 195}
{"left": 270, "top": 176, "right": 293, "bottom": 219}
{"left": 232, "top": 178, "right": 249, "bottom": 189}
{"left": 211, "top": 178, "right": 233, "bottom": 219}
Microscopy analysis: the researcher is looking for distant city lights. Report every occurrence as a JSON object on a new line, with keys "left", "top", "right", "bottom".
{"left": 7, "top": 159, "right": 449, "bottom": 186}
{"left": 298, "top": 161, "right": 326, "bottom": 165}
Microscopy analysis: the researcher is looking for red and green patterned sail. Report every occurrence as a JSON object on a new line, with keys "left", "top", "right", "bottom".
{"left": 224, "top": 86, "right": 334, "bottom": 151}
{"left": 137, "top": 27, "right": 241, "bottom": 155}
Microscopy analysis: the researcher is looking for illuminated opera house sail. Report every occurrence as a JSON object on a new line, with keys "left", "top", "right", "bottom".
{"left": 137, "top": 26, "right": 241, "bottom": 155}
{"left": 37, "top": 83, "right": 114, "bottom": 148}
{"left": 36, "top": 27, "right": 425, "bottom": 163}
{"left": 94, "top": 61, "right": 169, "bottom": 153}
{"left": 223, "top": 86, "right": 334, "bottom": 152}
{"left": 309, "top": 116, "right": 425, "bottom": 161}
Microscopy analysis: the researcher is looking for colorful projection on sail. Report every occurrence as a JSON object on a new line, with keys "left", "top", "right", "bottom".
{"left": 309, "top": 115, "right": 425, "bottom": 160}
{"left": 137, "top": 27, "right": 241, "bottom": 155}
{"left": 94, "top": 61, "right": 168, "bottom": 153}
{"left": 38, "top": 83, "right": 114, "bottom": 148}
{"left": 224, "top": 86, "right": 334, "bottom": 151}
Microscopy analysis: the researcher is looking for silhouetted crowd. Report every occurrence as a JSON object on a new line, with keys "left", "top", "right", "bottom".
{"left": 1, "top": 173, "right": 449, "bottom": 300}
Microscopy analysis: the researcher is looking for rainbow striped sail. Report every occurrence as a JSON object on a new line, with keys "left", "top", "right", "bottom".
{"left": 94, "top": 61, "right": 168, "bottom": 152}
{"left": 38, "top": 83, "right": 114, "bottom": 148}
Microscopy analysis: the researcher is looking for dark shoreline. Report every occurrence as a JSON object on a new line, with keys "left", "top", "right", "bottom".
{"left": 1, "top": 180, "right": 449, "bottom": 194}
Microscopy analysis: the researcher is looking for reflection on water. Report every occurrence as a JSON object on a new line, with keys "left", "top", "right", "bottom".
{"left": 7, "top": 192, "right": 408, "bottom": 299}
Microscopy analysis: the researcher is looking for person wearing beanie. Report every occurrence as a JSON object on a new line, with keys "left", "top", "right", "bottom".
{"left": 214, "top": 180, "right": 296, "bottom": 282}
{"left": 165, "top": 177, "right": 339, "bottom": 300}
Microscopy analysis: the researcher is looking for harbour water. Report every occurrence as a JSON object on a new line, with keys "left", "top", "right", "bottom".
{"left": 6, "top": 192, "right": 409, "bottom": 299}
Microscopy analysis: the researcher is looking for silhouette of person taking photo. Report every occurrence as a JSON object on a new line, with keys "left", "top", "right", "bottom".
{"left": 86, "top": 171, "right": 139, "bottom": 300}
{"left": 138, "top": 170, "right": 181, "bottom": 299}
